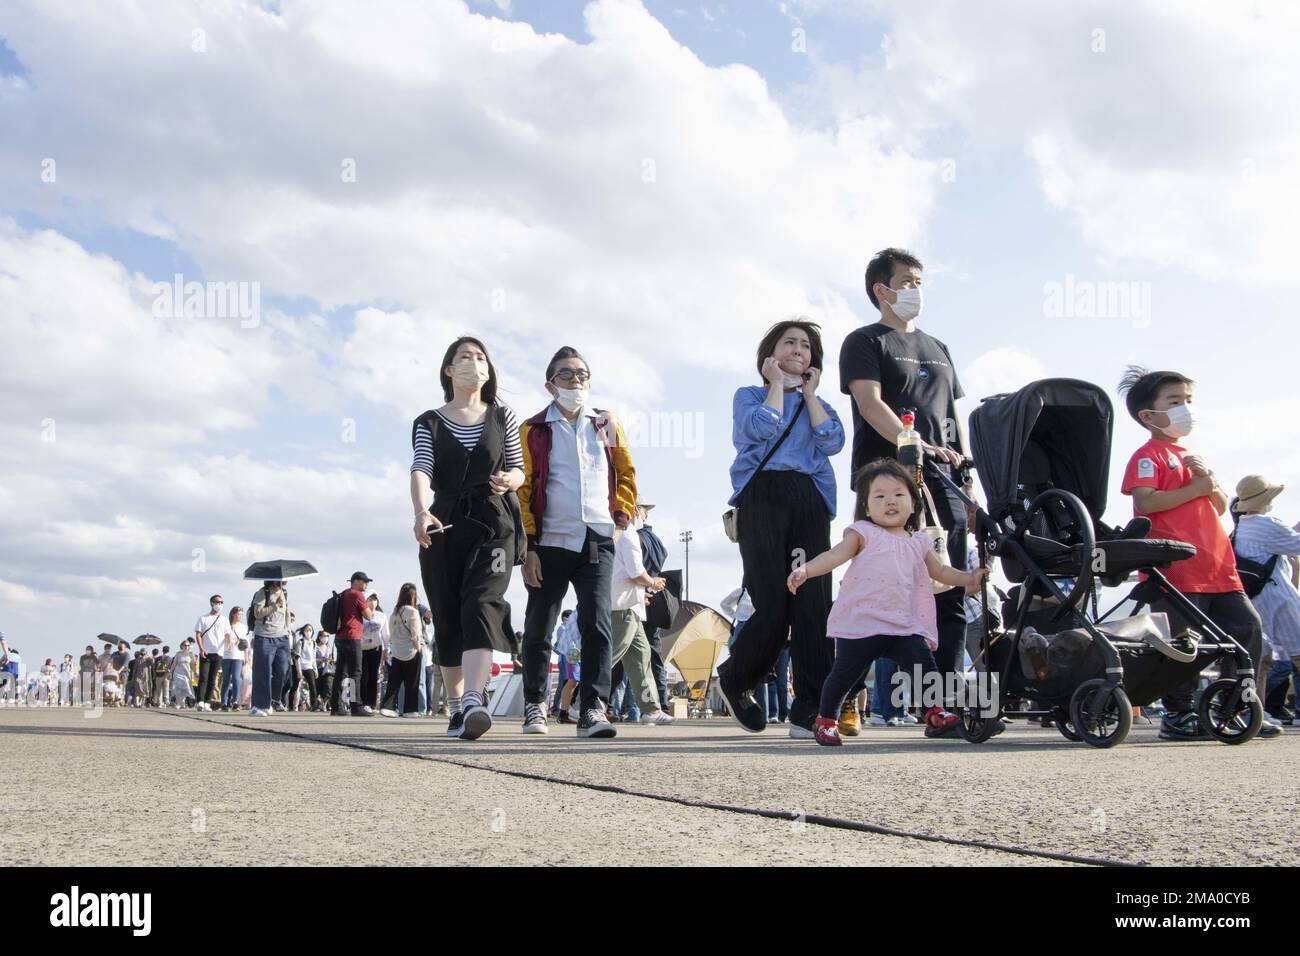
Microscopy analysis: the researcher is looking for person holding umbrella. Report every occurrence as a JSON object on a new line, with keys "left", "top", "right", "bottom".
{"left": 249, "top": 580, "right": 293, "bottom": 716}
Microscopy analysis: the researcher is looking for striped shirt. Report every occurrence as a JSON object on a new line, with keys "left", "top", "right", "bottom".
{"left": 1234, "top": 513, "right": 1300, "bottom": 657}
{"left": 411, "top": 405, "right": 524, "bottom": 479}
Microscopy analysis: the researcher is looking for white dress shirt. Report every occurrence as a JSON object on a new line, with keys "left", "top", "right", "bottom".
{"left": 612, "top": 527, "right": 648, "bottom": 619}
{"left": 539, "top": 402, "right": 614, "bottom": 551}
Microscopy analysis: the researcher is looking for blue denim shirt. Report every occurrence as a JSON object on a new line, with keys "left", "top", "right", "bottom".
{"left": 728, "top": 386, "right": 845, "bottom": 517}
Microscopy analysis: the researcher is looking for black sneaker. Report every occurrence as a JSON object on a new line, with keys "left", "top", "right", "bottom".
{"left": 717, "top": 661, "right": 766, "bottom": 734}
{"left": 1158, "top": 710, "right": 1209, "bottom": 741}
{"left": 460, "top": 693, "right": 492, "bottom": 740}
{"left": 446, "top": 712, "right": 465, "bottom": 738}
{"left": 577, "top": 708, "right": 616, "bottom": 739}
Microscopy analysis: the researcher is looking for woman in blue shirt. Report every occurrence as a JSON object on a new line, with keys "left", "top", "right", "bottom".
{"left": 718, "top": 319, "right": 844, "bottom": 739}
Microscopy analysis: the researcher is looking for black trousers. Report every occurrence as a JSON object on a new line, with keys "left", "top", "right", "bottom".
{"left": 361, "top": 648, "right": 382, "bottom": 708}
{"left": 330, "top": 640, "right": 362, "bottom": 713}
{"left": 522, "top": 527, "right": 615, "bottom": 714}
{"left": 1152, "top": 589, "right": 1264, "bottom": 714}
{"left": 283, "top": 663, "right": 300, "bottom": 708}
{"left": 299, "top": 668, "right": 318, "bottom": 710}
{"left": 381, "top": 656, "right": 422, "bottom": 714}
{"left": 419, "top": 513, "right": 515, "bottom": 667}
{"left": 728, "top": 471, "right": 833, "bottom": 727}
{"left": 316, "top": 669, "right": 333, "bottom": 707}
{"left": 820, "top": 635, "right": 938, "bottom": 719}
{"left": 197, "top": 653, "right": 222, "bottom": 704}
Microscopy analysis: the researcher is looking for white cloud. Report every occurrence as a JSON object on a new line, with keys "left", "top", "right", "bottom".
{"left": 959, "top": 347, "right": 1049, "bottom": 404}
{"left": 0, "top": 0, "right": 939, "bottom": 377}
{"left": 792, "top": 0, "right": 1300, "bottom": 282}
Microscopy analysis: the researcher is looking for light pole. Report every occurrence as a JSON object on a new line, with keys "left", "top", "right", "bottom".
{"left": 679, "top": 530, "right": 693, "bottom": 602}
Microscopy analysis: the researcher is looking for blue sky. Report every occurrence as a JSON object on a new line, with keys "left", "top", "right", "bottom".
{"left": 1, "top": 0, "right": 1298, "bottom": 668}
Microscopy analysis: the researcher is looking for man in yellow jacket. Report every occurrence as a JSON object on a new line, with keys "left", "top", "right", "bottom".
{"left": 517, "top": 346, "right": 637, "bottom": 738}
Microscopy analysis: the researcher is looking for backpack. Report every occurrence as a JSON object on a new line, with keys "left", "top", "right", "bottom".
{"left": 1230, "top": 526, "right": 1280, "bottom": 599}
{"left": 320, "top": 591, "right": 341, "bottom": 633}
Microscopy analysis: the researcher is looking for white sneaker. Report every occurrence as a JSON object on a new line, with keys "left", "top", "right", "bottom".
{"left": 641, "top": 710, "right": 675, "bottom": 725}
{"left": 379, "top": 708, "right": 398, "bottom": 718}
{"left": 248, "top": 707, "right": 269, "bottom": 716}
{"left": 869, "top": 715, "right": 888, "bottom": 726}
{"left": 788, "top": 722, "right": 815, "bottom": 739}
{"left": 400, "top": 711, "right": 420, "bottom": 718}
{"left": 898, "top": 712, "right": 919, "bottom": 725}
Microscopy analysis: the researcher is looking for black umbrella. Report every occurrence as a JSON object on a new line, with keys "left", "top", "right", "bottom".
{"left": 242, "top": 559, "right": 319, "bottom": 581}
{"left": 96, "top": 633, "right": 121, "bottom": 643}
{"left": 134, "top": 634, "right": 161, "bottom": 646}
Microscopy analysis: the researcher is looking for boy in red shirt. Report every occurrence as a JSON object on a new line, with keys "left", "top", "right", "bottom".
{"left": 1118, "top": 366, "right": 1277, "bottom": 740}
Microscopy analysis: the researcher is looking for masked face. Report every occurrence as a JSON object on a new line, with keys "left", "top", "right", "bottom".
{"left": 1145, "top": 403, "right": 1194, "bottom": 439}
{"left": 553, "top": 386, "right": 588, "bottom": 413}
{"left": 888, "top": 286, "right": 923, "bottom": 322}
{"left": 450, "top": 362, "right": 489, "bottom": 388}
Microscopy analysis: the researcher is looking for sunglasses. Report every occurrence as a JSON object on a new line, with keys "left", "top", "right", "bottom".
{"left": 551, "top": 369, "right": 590, "bottom": 384}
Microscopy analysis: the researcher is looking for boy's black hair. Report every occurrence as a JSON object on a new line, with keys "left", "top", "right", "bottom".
{"left": 546, "top": 346, "right": 588, "bottom": 382}
{"left": 1117, "top": 365, "right": 1195, "bottom": 424}
{"left": 864, "top": 247, "right": 923, "bottom": 309}
{"left": 852, "top": 458, "right": 923, "bottom": 533}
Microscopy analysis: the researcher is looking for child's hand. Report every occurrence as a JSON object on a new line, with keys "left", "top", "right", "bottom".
{"left": 1183, "top": 454, "right": 1209, "bottom": 476}
{"left": 1190, "top": 473, "right": 1215, "bottom": 497}
{"left": 787, "top": 567, "right": 807, "bottom": 594}
{"left": 964, "top": 566, "right": 989, "bottom": 595}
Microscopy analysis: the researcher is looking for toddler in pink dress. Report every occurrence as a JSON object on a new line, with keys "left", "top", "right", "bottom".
{"left": 788, "top": 458, "right": 986, "bottom": 745}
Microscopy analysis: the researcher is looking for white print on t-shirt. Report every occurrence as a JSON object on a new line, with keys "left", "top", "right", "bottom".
{"left": 892, "top": 356, "right": 951, "bottom": 369}
{"left": 1137, "top": 457, "right": 1156, "bottom": 479}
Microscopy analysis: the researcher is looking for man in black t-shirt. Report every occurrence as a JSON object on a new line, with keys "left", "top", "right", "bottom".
{"left": 839, "top": 247, "right": 981, "bottom": 730}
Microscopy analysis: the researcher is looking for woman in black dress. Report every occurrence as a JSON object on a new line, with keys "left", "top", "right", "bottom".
{"left": 411, "top": 336, "right": 525, "bottom": 740}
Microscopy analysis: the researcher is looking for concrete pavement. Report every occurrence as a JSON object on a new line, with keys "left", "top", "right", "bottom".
{"left": 3, "top": 706, "right": 1295, "bottom": 866}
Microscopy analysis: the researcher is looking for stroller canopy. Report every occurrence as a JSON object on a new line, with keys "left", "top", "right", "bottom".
{"left": 970, "top": 378, "right": 1112, "bottom": 520}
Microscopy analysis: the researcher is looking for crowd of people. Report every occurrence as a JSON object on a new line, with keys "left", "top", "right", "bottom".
{"left": 4, "top": 247, "right": 1299, "bottom": 749}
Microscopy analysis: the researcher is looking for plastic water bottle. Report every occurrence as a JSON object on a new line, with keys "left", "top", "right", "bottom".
{"left": 896, "top": 411, "right": 924, "bottom": 479}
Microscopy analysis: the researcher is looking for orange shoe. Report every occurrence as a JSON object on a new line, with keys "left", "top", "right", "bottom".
{"left": 838, "top": 700, "right": 861, "bottom": 737}
{"left": 815, "top": 716, "right": 843, "bottom": 746}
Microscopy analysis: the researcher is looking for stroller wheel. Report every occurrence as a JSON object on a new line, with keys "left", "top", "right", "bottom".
{"left": 956, "top": 708, "right": 998, "bottom": 743}
{"left": 1068, "top": 679, "right": 1132, "bottom": 749}
{"left": 1052, "top": 707, "right": 1082, "bottom": 742}
{"left": 1197, "top": 678, "right": 1263, "bottom": 745}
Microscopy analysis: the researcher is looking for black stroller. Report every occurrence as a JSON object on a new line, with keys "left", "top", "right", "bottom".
{"left": 913, "top": 378, "right": 1262, "bottom": 748}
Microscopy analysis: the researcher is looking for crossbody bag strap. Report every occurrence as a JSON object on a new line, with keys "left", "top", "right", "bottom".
{"left": 737, "top": 396, "right": 806, "bottom": 501}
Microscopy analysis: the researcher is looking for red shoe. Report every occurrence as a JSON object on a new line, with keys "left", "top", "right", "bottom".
{"left": 814, "top": 716, "right": 843, "bottom": 746}
{"left": 924, "top": 707, "right": 961, "bottom": 738}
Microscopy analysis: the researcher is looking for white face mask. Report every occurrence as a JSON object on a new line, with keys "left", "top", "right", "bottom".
{"left": 888, "top": 286, "right": 923, "bottom": 321}
{"left": 450, "top": 363, "right": 489, "bottom": 387}
{"left": 554, "top": 387, "right": 587, "bottom": 413}
{"left": 1157, "top": 403, "right": 1195, "bottom": 438}
{"left": 781, "top": 373, "right": 805, "bottom": 389}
